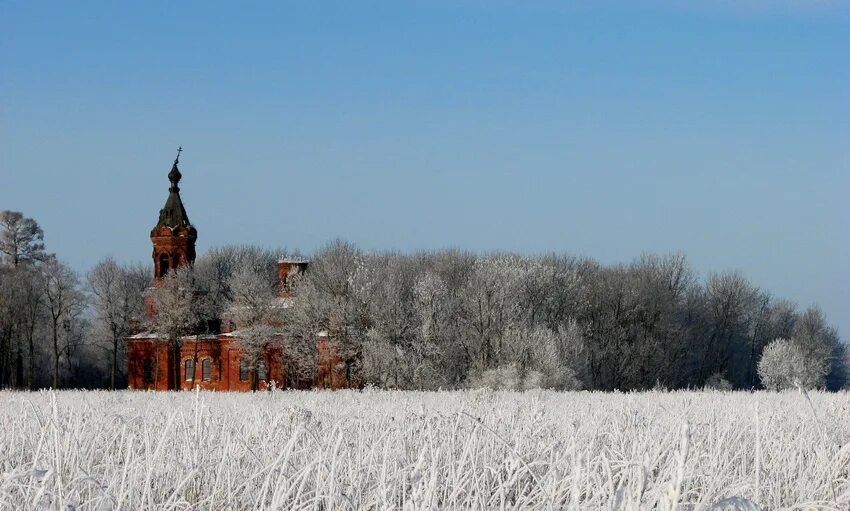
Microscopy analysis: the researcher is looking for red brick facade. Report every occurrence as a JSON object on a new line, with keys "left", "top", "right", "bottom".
{"left": 127, "top": 155, "right": 351, "bottom": 391}
{"left": 151, "top": 224, "right": 196, "bottom": 280}
{"left": 316, "top": 336, "right": 350, "bottom": 389}
{"left": 128, "top": 335, "right": 292, "bottom": 391}
{"left": 128, "top": 329, "right": 349, "bottom": 391}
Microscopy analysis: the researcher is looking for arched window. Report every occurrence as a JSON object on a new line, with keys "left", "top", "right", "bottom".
{"left": 184, "top": 359, "right": 195, "bottom": 381}
{"left": 239, "top": 359, "right": 249, "bottom": 381}
{"left": 143, "top": 359, "right": 154, "bottom": 383}
{"left": 257, "top": 360, "right": 268, "bottom": 381}
{"left": 158, "top": 253, "right": 170, "bottom": 278}
{"left": 202, "top": 359, "right": 212, "bottom": 381}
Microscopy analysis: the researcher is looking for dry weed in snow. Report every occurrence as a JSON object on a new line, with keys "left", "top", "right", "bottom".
{"left": 0, "top": 389, "right": 848, "bottom": 510}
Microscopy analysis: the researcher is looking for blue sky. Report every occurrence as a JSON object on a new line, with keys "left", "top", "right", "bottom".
{"left": 1, "top": 1, "right": 848, "bottom": 336}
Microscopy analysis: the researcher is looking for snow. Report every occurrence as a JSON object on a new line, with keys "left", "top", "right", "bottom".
{"left": 127, "top": 331, "right": 159, "bottom": 339}
{"left": 0, "top": 389, "right": 848, "bottom": 509}
{"left": 278, "top": 257, "right": 309, "bottom": 264}
{"left": 273, "top": 296, "right": 294, "bottom": 308}
{"left": 129, "top": 332, "right": 220, "bottom": 340}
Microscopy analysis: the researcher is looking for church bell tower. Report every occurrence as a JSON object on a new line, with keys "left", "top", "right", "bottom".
{"left": 151, "top": 148, "right": 197, "bottom": 280}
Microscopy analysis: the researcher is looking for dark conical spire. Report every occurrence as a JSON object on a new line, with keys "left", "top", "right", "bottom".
{"left": 168, "top": 146, "right": 182, "bottom": 192}
{"left": 156, "top": 148, "right": 192, "bottom": 228}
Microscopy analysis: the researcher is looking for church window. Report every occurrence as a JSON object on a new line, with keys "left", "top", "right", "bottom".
{"left": 158, "top": 253, "right": 170, "bottom": 277}
{"left": 143, "top": 359, "right": 154, "bottom": 383}
{"left": 239, "top": 359, "right": 249, "bottom": 381}
{"left": 202, "top": 359, "right": 212, "bottom": 381}
{"left": 184, "top": 359, "right": 195, "bottom": 381}
{"left": 257, "top": 360, "right": 268, "bottom": 381}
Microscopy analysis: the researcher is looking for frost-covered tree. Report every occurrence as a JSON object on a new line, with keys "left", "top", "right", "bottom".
{"left": 512, "top": 325, "right": 583, "bottom": 390}
{"left": 580, "top": 262, "right": 639, "bottom": 389}
{"left": 793, "top": 306, "right": 844, "bottom": 390}
{"left": 17, "top": 266, "right": 46, "bottom": 389}
{"left": 43, "top": 257, "right": 86, "bottom": 388}
{"left": 284, "top": 245, "right": 846, "bottom": 392}
{"left": 194, "top": 245, "right": 282, "bottom": 330}
{"left": 88, "top": 258, "right": 149, "bottom": 389}
{"left": 277, "top": 271, "right": 321, "bottom": 385}
{"left": 277, "top": 244, "right": 845, "bottom": 392}
{"left": 147, "top": 266, "right": 201, "bottom": 390}
{"left": 416, "top": 250, "right": 476, "bottom": 386}
{"left": 360, "top": 253, "right": 420, "bottom": 388}
{"left": 0, "top": 212, "right": 49, "bottom": 388}
{"left": 758, "top": 338, "right": 827, "bottom": 390}
{"left": 459, "top": 255, "right": 526, "bottom": 373}
{"left": 626, "top": 253, "right": 694, "bottom": 387}
{"left": 699, "top": 271, "right": 761, "bottom": 386}
{"left": 408, "top": 270, "right": 453, "bottom": 387}
{"left": 283, "top": 240, "right": 368, "bottom": 387}
{"left": 0, "top": 266, "right": 25, "bottom": 387}
{"left": 703, "top": 373, "right": 734, "bottom": 391}
{"left": 226, "top": 264, "right": 281, "bottom": 391}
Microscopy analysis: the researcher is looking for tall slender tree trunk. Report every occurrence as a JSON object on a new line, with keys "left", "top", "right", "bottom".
{"left": 748, "top": 328, "right": 759, "bottom": 388}
{"left": 111, "top": 335, "right": 118, "bottom": 390}
{"left": 189, "top": 341, "right": 199, "bottom": 389}
{"left": 51, "top": 319, "right": 60, "bottom": 389}
{"left": 28, "top": 332, "right": 34, "bottom": 390}
{"left": 0, "top": 326, "right": 11, "bottom": 387}
{"left": 15, "top": 345, "right": 24, "bottom": 388}
{"left": 250, "top": 353, "right": 258, "bottom": 392}
{"left": 64, "top": 345, "right": 74, "bottom": 386}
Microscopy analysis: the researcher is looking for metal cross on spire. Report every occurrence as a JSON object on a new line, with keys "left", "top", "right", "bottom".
{"left": 175, "top": 146, "right": 183, "bottom": 164}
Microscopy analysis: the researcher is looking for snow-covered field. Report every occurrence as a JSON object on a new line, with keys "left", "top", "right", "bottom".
{"left": 1, "top": 390, "right": 848, "bottom": 510}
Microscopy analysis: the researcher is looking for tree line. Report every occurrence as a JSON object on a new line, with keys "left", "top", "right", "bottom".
{"left": 0, "top": 211, "right": 149, "bottom": 389}
{"left": 284, "top": 240, "right": 847, "bottom": 391}
{"left": 0, "top": 210, "right": 846, "bottom": 391}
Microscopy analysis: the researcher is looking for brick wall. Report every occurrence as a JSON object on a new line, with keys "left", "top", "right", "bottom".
{"left": 128, "top": 334, "right": 350, "bottom": 391}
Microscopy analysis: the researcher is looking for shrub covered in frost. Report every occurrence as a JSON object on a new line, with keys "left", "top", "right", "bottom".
{"left": 704, "top": 373, "right": 734, "bottom": 391}
{"left": 468, "top": 363, "right": 581, "bottom": 391}
{"left": 468, "top": 364, "right": 523, "bottom": 390}
{"left": 758, "top": 338, "right": 827, "bottom": 390}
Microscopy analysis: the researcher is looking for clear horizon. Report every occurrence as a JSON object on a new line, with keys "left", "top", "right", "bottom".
{"left": 2, "top": 1, "right": 847, "bottom": 337}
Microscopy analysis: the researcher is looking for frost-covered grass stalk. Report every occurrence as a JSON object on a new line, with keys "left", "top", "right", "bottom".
{"left": 1, "top": 389, "right": 849, "bottom": 510}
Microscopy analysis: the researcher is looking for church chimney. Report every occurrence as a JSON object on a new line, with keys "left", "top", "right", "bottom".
{"left": 277, "top": 258, "right": 309, "bottom": 297}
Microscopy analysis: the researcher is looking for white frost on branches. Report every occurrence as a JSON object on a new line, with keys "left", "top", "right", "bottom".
{"left": 758, "top": 338, "right": 827, "bottom": 390}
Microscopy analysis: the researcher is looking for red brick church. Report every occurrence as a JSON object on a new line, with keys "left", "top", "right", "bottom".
{"left": 127, "top": 153, "right": 349, "bottom": 391}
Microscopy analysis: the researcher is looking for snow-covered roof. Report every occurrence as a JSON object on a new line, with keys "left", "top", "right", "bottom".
{"left": 129, "top": 331, "right": 159, "bottom": 340}
{"left": 132, "top": 329, "right": 329, "bottom": 342}
{"left": 278, "top": 257, "right": 310, "bottom": 264}
{"left": 128, "top": 332, "right": 220, "bottom": 341}
{"left": 222, "top": 329, "right": 289, "bottom": 336}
